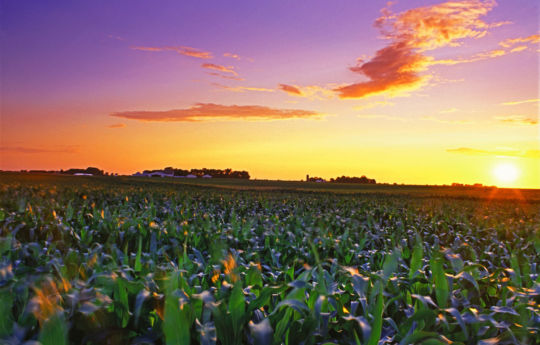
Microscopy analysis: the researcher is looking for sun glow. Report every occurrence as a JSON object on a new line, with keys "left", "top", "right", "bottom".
{"left": 493, "top": 162, "right": 520, "bottom": 186}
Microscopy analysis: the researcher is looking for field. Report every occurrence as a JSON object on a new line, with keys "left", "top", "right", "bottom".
{"left": 0, "top": 173, "right": 539, "bottom": 345}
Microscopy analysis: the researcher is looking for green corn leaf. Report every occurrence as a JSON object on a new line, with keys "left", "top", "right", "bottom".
{"left": 409, "top": 238, "right": 423, "bottom": 279}
{"left": 229, "top": 283, "right": 245, "bottom": 340}
{"left": 113, "top": 277, "right": 130, "bottom": 327}
{"left": 430, "top": 253, "right": 449, "bottom": 308}
{"left": 0, "top": 289, "right": 13, "bottom": 337}
{"left": 39, "top": 313, "right": 68, "bottom": 345}
{"left": 134, "top": 235, "right": 142, "bottom": 273}
{"left": 164, "top": 293, "right": 191, "bottom": 345}
{"left": 366, "top": 288, "right": 384, "bottom": 345}
{"left": 510, "top": 253, "right": 522, "bottom": 287}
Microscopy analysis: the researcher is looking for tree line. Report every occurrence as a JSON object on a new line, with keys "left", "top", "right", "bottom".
{"left": 146, "top": 167, "right": 250, "bottom": 179}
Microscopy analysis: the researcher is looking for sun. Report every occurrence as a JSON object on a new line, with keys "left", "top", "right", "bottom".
{"left": 492, "top": 162, "right": 520, "bottom": 186}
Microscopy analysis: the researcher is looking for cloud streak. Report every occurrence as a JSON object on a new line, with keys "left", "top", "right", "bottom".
{"left": 499, "top": 34, "right": 539, "bottom": 48}
{"left": 500, "top": 98, "right": 539, "bottom": 106}
{"left": 336, "top": 0, "right": 499, "bottom": 99}
{"left": 131, "top": 45, "right": 213, "bottom": 59}
{"left": 206, "top": 72, "right": 245, "bottom": 81}
{"left": 447, "top": 147, "right": 540, "bottom": 158}
{"left": 212, "top": 83, "right": 274, "bottom": 93}
{"left": 494, "top": 115, "right": 538, "bottom": 125}
{"left": 223, "top": 52, "right": 253, "bottom": 62}
{"left": 111, "top": 103, "right": 323, "bottom": 122}
{"left": 278, "top": 83, "right": 337, "bottom": 100}
{"left": 201, "top": 63, "right": 238, "bottom": 76}
{"left": 108, "top": 123, "right": 126, "bottom": 128}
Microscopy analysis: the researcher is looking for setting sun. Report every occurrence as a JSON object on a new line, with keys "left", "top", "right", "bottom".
{"left": 493, "top": 162, "right": 520, "bottom": 186}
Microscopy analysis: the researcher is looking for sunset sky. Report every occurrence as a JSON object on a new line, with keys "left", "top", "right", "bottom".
{"left": 1, "top": 0, "right": 539, "bottom": 188}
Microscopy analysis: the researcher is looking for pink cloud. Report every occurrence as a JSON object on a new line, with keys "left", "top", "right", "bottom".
{"left": 111, "top": 103, "right": 323, "bottom": 122}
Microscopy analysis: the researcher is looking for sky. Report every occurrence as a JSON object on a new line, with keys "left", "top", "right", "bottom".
{"left": 1, "top": 0, "right": 539, "bottom": 188}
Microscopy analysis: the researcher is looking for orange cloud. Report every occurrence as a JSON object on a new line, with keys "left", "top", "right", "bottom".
{"left": 130, "top": 45, "right": 212, "bottom": 59}
{"left": 212, "top": 83, "right": 274, "bottom": 93}
{"left": 111, "top": 103, "right": 323, "bottom": 122}
{"left": 336, "top": 0, "right": 498, "bottom": 99}
{"left": 107, "top": 123, "right": 126, "bottom": 128}
{"left": 279, "top": 84, "right": 303, "bottom": 95}
{"left": 201, "top": 63, "right": 237, "bottom": 75}
{"left": 494, "top": 115, "right": 538, "bottom": 125}
{"left": 447, "top": 147, "right": 540, "bottom": 158}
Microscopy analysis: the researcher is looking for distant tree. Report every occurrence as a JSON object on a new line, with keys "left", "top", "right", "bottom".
{"left": 63, "top": 167, "right": 104, "bottom": 175}
{"left": 331, "top": 175, "right": 376, "bottom": 184}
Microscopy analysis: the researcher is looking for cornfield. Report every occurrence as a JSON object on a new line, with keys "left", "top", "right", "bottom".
{"left": 0, "top": 173, "right": 538, "bottom": 344}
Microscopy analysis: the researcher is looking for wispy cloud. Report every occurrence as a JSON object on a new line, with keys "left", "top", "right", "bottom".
{"left": 131, "top": 45, "right": 213, "bottom": 59}
{"left": 431, "top": 33, "right": 539, "bottom": 66}
{"left": 111, "top": 103, "right": 323, "bottom": 122}
{"left": 509, "top": 45, "right": 528, "bottom": 53}
{"left": 499, "top": 33, "right": 540, "bottom": 48}
{"left": 206, "top": 72, "right": 245, "bottom": 81}
{"left": 108, "top": 123, "right": 126, "bottom": 128}
{"left": 278, "top": 84, "right": 303, "bottom": 96}
{"left": 0, "top": 146, "right": 78, "bottom": 154}
{"left": 223, "top": 52, "right": 240, "bottom": 60}
{"left": 429, "top": 48, "right": 507, "bottom": 66}
{"left": 335, "top": 0, "right": 500, "bottom": 99}
{"left": 500, "top": 98, "right": 539, "bottom": 106}
{"left": 447, "top": 147, "right": 540, "bottom": 158}
{"left": 201, "top": 63, "right": 238, "bottom": 75}
{"left": 494, "top": 115, "right": 538, "bottom": 125}
{"left": 278, "top": 83, "right": 337, "bottom": 100}
{"left": 212, "top": 83, "right": 274, "bottom": 93}
{"left": 223, "top": 52, "right": 253, "bottom": 62}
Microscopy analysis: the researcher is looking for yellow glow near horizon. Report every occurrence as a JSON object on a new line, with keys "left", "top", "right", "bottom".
{"left": 493, "top": 162, "right": 520, "bottom": 186}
